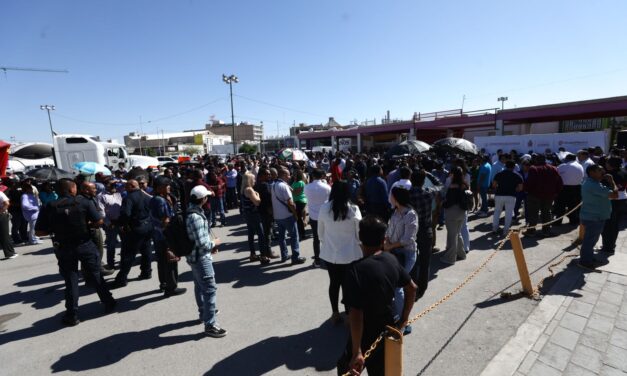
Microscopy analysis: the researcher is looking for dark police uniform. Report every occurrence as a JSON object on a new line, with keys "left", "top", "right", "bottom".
{"left": 113, "top": 189, "right": 153, "bottom": 286}
{"left": 36, "top": 194, "right": 115, "bottom": 323}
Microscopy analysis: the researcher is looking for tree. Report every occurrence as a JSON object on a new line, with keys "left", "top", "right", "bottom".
{"left": 145, "top": 147, "right": 157, "bottom": 157}
{"left": 238, "top": 143, "right": 257, "bottom": 154}
{"left": 181, "top": 146, "right": 201, "bottom": 156}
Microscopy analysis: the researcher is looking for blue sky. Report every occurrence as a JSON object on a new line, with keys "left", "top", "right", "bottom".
{"left": 2, "top": 0, "right": 627, "bottom": 143}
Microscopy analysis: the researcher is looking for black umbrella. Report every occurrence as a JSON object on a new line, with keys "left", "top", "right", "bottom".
{"left": 385, "top": 140, "right": 431, "bottom": 158}
{"left": 25, "top": 167, "right": 74, "bottom": 181}
{"left": 433, "top": 137, "right": 478, "bottom": 155}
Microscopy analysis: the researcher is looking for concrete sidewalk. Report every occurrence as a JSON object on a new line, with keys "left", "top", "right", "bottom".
{"left": 482, "top": 228, "right": 627, "bottom": 376}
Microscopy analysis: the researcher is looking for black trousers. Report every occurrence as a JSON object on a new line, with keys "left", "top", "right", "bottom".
{"left": 0, "top": 212, "right": 16, "bottom": 257}
{"left": 411, "top": 228, "right": 433, "bottom": 300}
{"left": 295, "top": 201, "right": 307, "bottom": 239}
{"left": 337, "top": 330, "right": 385, "bottom": 376}
{"left": 310, "top": 219, "right": 321, "bottom": 260}
{"left": 553, "top": 185, "right": 581, "bottom": 225}
{"left": 9, "top": 210, "right": 27, "bottom": 244}
{"left": 55, "top": 240, "right": 114, "bottom": 318}
{"left": 261, "top": 215, "right": 274, "bottom": 257}
{"left": 326, "top": 262, "right": 349, "bottom": 314}
{"left": 602, "top": 200, "right": 625, "bottom": 252}
{"left": 526, "top": 195, "right": 553, "bottom": 231}
{"left": 115, "top": 231, "right": 152, "bottom": 283}
{"left": 155, "top": 239, "right": 179, "bottom": 292}
{"left": 226, "top": 187, "right": 238, "bottom": 209}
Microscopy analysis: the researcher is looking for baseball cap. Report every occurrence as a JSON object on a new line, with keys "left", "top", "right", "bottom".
{"left": 190, "top": 185, "right": 212, "bottom": 199}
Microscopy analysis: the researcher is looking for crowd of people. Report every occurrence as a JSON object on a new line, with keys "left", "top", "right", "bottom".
{"left": 0, "top": 143, "right": 625, "bottom": 375}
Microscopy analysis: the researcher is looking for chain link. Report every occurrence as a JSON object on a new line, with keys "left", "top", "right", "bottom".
{"left": 341, "top": 202, "right": 583, "bottom": 375}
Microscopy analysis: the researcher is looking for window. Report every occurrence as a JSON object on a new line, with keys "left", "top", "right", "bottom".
{"left": 65, "top": 137, "right": 88, "bottom": 144}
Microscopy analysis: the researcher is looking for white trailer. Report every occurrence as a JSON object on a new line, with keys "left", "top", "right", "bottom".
{"left": 53, "top": 134, "right": 129, "bottom": 172}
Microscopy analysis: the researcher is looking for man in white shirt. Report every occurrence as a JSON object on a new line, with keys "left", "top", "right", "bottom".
{"left": 554, "top": 153, "right": 584, "bottom": 225}
{"left": 304, "top": 168, "right": 331, "bottom": 267}
{"left": 577, "top": 150, "right": 595, "bottom": 172}
{"left": 271, "top": 168, "right": 306, "bottom": 265}
{"left": 0, "top": 188, "right": 17, "bottom": 259}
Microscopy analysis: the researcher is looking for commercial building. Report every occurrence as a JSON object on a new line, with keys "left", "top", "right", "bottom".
{"left": 200, "top": 120, "right": 264, "bottom": 144}
{"left": 124, "top": 130, "right": 231, "bottom": 155}
{"left": 297, "top": 95, "right": 627, "bottom": 153}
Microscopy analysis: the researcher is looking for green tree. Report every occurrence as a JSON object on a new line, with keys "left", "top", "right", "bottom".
{"left": 145, "top": 147, "right": 157, "bottom": 157}
{"left": 238, "top": 143, "right": 257, "bottom": 154}
{"left": 182, "top": 146, "right": 201, "bottom": 156}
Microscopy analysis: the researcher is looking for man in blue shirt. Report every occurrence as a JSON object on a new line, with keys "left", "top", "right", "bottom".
{"left": 224, "top": 164, "right": 239, "bottom": 210}
{"left": 364, "top": 165, "right": 389, "bottom": 221}
{"left": 476, "top": 156, "right": 492, "bottom": 217}
{"left": 579, "top": 165, "right": 618, "bottom": 269}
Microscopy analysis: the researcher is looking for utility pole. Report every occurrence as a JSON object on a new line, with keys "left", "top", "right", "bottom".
{"left": 138, "top": 116, "right": 144, "bottom": 155}
{"left": 40, "top": 105, "right": 56, "bottom": 166}
{"left": 40, "top": 105, "right": 56, "bottom": 143}
{"left": 222, "top": 74, "right": 239, "bottom": 154}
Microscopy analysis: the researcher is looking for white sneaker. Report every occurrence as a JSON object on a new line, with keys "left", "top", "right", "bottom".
{"left": 8, "top": 254, "right": 19, "bottom": 259}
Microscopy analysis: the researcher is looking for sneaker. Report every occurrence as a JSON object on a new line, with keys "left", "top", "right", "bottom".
{"left": 313, "top": 259, "right": 322, "bottom": 268}
{"left": 205, "top": 325, "right": 227, "bottom": 338}
{"left": 8, "top": 253, "right": 19, "bottom": 259}
{"left": 164, "top": 287, "right": 187, "bottom": 297}
{"left": 61, "top": 315, "right": 80, "bottom": 327}
{"left": 291, "top": 257, "right": 306, "bottom": 265}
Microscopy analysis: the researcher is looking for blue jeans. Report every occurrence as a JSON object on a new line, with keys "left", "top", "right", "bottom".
{"left": 210, "top": 197, "right": 225, "bottom": 226}
{"left": 480, "top": 187, "right": 489, "bottom": 213}
{"left": 275, "top": 216, "right": 300, "bottom": 260}
{"left": 392, "top": 248, "right": 416, "bottom": 319}
{"left": 104, "top": 225, "right": 119, "bottom": 267}
{"left": 190, "top": 255, "right": 217, "bottom": 327}
{"left": 580, "top": 219, "right": 605, "bottom": 264}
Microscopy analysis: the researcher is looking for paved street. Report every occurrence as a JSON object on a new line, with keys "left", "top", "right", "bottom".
{"left": 482, "top": 222, "right": 627, "bottom": 376}
{"left": 0, "top": 211, "right": 622, "bottom": 376}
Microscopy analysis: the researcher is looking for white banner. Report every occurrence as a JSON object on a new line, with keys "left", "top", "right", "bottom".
{"left": 338, "top": 138, "right": 352, "bottom": 152}
{"left": 474, "top": 131, "right": 608, "bottom": 154}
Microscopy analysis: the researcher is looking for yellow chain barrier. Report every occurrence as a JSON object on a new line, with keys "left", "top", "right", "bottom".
{"left": 341, "top": 201, "right": 584, "bottom": 375}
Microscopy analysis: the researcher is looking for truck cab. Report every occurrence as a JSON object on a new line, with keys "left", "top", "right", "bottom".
{"left": 53, "top": 135, "right": 129, "bottom": 172}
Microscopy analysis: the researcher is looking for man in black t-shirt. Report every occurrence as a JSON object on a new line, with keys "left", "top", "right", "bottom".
{"left": 337, "top": 216, "right": 417, "bottom": 376}
{"left": 491, "top": 160, "right": 523, "bottom": 235}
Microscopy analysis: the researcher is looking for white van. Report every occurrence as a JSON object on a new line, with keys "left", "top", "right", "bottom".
{"left": 53, "top": 134, "right": 129, "bottom": 172}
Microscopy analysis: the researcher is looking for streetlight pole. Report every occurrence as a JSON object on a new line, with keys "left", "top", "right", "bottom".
{"left": 223, "top": 74, "right": 239, "bottom": 154}
{"left": 497, "top": 96, "right": 508, "bottom": 111}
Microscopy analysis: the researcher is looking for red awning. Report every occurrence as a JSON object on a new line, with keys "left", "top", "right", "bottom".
{"left": 0, "top": 140, "right": 11, "bottom": 177}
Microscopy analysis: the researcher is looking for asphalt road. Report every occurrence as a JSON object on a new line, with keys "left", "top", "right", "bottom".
{"left": 0, "top": 211, "right": 584, "bottom": 376}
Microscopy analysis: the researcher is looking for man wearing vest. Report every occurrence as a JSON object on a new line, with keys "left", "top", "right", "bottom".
{"left": 36, "top": 179, "right": 116, "bottom": 326}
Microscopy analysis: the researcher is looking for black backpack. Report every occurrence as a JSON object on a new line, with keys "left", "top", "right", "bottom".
{"left": 164, "top": 208, "right": 198, "bottom": 257}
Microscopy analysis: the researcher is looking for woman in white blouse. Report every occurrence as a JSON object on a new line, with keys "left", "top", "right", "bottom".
{"left": 318, "top": 180, "right": 363, "bottom": 324}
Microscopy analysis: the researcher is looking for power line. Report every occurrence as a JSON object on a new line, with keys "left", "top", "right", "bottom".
{"left": 53, "top": 97, "right": 226, "bottom": 127}
{"left": 233, "top": 94, "right": 329, "bottom": 119}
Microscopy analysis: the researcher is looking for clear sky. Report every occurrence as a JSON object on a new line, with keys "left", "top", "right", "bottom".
{"left": 2, "top": 0, "right": 627, "bottom": 144}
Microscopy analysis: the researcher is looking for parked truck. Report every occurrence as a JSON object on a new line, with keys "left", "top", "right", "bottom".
{"left": 53, "top": 134, "right": 129, "bottom": 172}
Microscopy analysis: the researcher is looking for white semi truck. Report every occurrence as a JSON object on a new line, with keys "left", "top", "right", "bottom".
{"left": 53, "top": 134, "right": 129, "bottom": 172}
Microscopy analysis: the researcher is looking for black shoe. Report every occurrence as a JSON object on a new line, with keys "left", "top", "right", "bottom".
{"left": 313, "top": 259, "right": 322, "bottom": 268}
{"left": 164, "top": 287, "right": 187, "bottom": 297}
{"left": 109, "top": 280, "right": 127, "bottom": 289}
{"left": 61, "top": 315, "right": 80, "bottom": 326}
{"left": 104, "top": 299, "right": 117, "bottom": 314}
{"left": 578, "top": 261, "right": 597, "bottom": 270}
{"left": 100, "top": 267, "right": 115, "bottom": 276}
{"left": 205, "top": 325, "right": 227, "bottom": 338}
{"left": 279, "top": 256, "right": 289, "bottom": 263}
{"left": 137, "top": 273, "right": 152, "bottom": 280}
{"left": 291, "top": 257, "right": 306, "bottom": 265}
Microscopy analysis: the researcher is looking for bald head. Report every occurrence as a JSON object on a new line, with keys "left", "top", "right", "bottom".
{"left": 126, "top": 179, "right": 139, "bottom": 192}
{"left": 58, "top": 179, "right": 77, "bottom": 196}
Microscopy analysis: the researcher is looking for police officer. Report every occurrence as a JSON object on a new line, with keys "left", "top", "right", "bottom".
{"left": 78, "top": 182, "right": 114, "bottom": 277}
{"left": 35, "top": 178, "right": 116, "bottom": 326}
{"left": 110, "top": 179, "right": 153, "bottom": 288}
